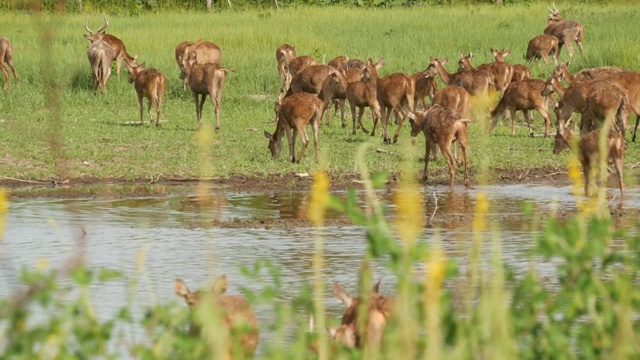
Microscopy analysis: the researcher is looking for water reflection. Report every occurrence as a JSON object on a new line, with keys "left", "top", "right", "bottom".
{"left": 0, "top": 183, "right": 639, "bottom": 350}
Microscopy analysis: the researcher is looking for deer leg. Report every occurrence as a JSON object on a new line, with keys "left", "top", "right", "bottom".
{"left": 392, "top": 110, "right": 405, "bottom": 144}
{"left": 381, "top": 107, "right": 392, "bottom": 144}
{"left": 357, "top": 107, "right": 369, "bottom": 134}
{"left": 115, "top": 57, "right": 122, "bottom": 78}
{"left": 459, "top": 132, "right": 470, "bottom": 186}
{"left": 538, "top": 107, "right": 551, "bottom": 138}
{"left": 632, "top": 113, "right": 639, "bottom": 142}
{"left": 138, "top": 94, "right": 144, "bottom": 124}
{"left": 339, "top": 99, "right": 346, "bottom": 128}
{"left": 349, "top": 101, "right": 358, "bottom": 135}
{"left": 295, "top": 127, "right": 309, "bottom": 164}
{"left": 147, "top": 97, "right": 153, "bottom": 124}
{"left": 576, "top": 40, "right": 584, "bottom": 59}
{"left": 0, "top": 63, "right": 9, "bottom": 90}
{"left": 213, "top": 79, "right": 225, "bottom": 132}
{"left": 423, "top": 137, "right": 431, "bottom": 181}
{"left": 524, "top": 110, "right": 535, "bottom": 137}
{"left": 440, "top": 140, "right": 457, "bottom": 188}
{"left": 155, "top": 97, "right": 162, "bottom": 127}
{"left": 312, "top": 115, "right": 320, "bottom": 163}
{"left": 285, "top": 127, "right": 295, "bottom": 162}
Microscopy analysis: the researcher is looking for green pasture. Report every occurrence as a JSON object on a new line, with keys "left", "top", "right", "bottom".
{"left": 0, "top": 3, "right": 639, "bottom": 184}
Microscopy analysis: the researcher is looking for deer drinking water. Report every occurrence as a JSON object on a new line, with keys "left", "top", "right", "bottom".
{"left": 0, "top": 36, "right": 18, "bottom": 90}
{"left": 84, "top": 15, "right": 137, "bottom": 78}
{"left": 174, "top": 276, "right": 259, "bottom": 359}
{"left": 124, "top": 62, "right": 167, "bottom": 127}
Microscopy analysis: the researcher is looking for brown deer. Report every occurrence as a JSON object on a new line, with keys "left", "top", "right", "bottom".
{"left": 424, "top": 84, "right": 471, "bottom": 162}
{"left": 175, "top": 41, "right": 195, "bottom": 90}
{"left": 525, "top": 34, "right": 559, "bottom": 64}
{"left": 124, "top": 62, "right": 167, "bottom": 127}
{"left": 0, "top": 37, "right": 18, "bottom": 90}
{"left": 346, "top": 61, "right": 383, "bottom": 135}
{"left": 542, "top": 71, "right": 631, "bottom": 136}
{"left": 366, "top": 58, "right": 416, "bottom": 144}
{"left": 457, "top": 50, "right": 513, "bottom": 94}
{"left": 427, "top": 56, "right": 494, "bottom": 98}
{"left": 87, "top": 39, "right": 115, "bottom": 92}
{"left": 489, "top": 48, "right": 531, "bottom": 84}
{"left": 84, "top": 15, "right": 137, "bottom": 78}
{"left": 328, "top": 55, "right": 349, "bottom": 72}
{"left": 489, "top": 79, "right": 551, "bottom": 137}
{"left": 553, "top": 126, "right": 625, "bottom": 197}
{"left": 330, "top": 280, "right": 395, "bottom": 351}
{"left": 408, "top": 105, "right": 471, "bottom": 187}
{"left": 264, "top": 92, "right": 322, "bottom": 163}
{"left": 544, "top": 3, "right": 585, "bottom": 60}
{"left": 174, "top": 276, "right": 259, "bottom": 359}
{"left": 186, "top": 56, "right": 233, "bottom": 130}
{"left": 276, "top": 44, "right": 297, "bottom": 100}
{"left": 411, "top": 71, "right": 439, "bottom": 110}
{"left": 554, "top": 61, "right": 624, "bottom": 85}
{"left": 288, "top": 55, "right": 317, "bottom": 79}
{"left": 179, "top": 41, "right": 222, "bottom": 92}
{"left": 318, "top": 70, "right": 349, "bottom": 127}
{"left": 286, "top": 64, "right": 334, "bottom": 97}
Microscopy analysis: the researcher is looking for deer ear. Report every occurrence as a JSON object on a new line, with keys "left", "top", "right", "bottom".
{"left": 212, "top": 275, "right": 228, "bottom": 295}
{"left": 264, "top": 130, "right": 274, "bottom": 141}
{"left": 490, "top": 48, "right": 497, "bottom": 55}
{"left": 442, "top": 58, "right": 449, "bottom": 65}
{"left": 504, "top": 49, "right": 511, "bottom": 57}
{"left": 174, "top": 279, "right": 190, "bottom": 299}
{"left": 332, "top": 281, "right": 353, "bottom": 308}
{"left": 372, "top": 279, "right": 381, "bottom": 294}
{"left": 469, "top": 52, "right": 473, "bottom": 59}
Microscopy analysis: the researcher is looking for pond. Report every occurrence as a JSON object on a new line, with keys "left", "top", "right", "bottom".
{"left": 1, "top": 182, "right": 639, "bottom": 351}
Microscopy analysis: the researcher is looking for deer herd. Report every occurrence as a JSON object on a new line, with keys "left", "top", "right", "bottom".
{"left": 0, "top": 5, "right": 634, "bottom": 198}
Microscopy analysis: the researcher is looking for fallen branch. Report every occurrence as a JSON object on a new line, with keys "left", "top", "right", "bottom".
{"left": 0, "top": 175, "right": 49, "bottom": 184}
{"left": 375, "top": 148, "right": 395, "bottom": 155}
{"left": 428, "top": 191, "right": 438, "bottom": 224}
{"left": 544, "top": 171, "right": 566, "bottom": 177}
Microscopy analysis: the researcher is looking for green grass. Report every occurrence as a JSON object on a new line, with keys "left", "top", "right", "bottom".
{"left": 0, "top": 4, "right": 639, "bottom": 184}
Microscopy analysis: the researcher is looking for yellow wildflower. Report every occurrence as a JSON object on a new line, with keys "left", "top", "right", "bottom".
{"left": 394, "top": 179, "right": 424, "bottom": 247}
{"left": 308, "top": 170, "right": 329, "bottom": 227}
{"left": 472, "top": 192, "right": 489, "bottom": 233}
{"left": 0, "top": 188, "right": 8, "bottom": 239}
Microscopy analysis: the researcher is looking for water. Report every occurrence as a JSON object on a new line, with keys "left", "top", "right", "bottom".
{"left": 1, "top": 183, "right": 638, "bottom": 351}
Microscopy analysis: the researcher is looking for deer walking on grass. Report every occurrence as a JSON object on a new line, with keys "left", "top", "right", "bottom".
{"left": 124, "top": 62, "right": 167, "bottom": 127}
{"left": 544, "top": 3, "right": 585, "bottom": 60}
{"left": 408, "top": 105, "right": 471, "bottom": 187}
{"left": 185, "top": 56, "right": 233, "bottom": 130}
{"left": 175, "top": 276, "right": 259, "bottom": 359}
{"left": 489, "top": 79, "right": 551, "bottom": 137}
{"left": 525, "top": 34, "right": 559, "bottom": 64}
{"left": 264, "top": 92, "right": 322, "bottom": 163}
{"left": 84, "top": 15, "right": 137, "bottom": 78}
{"left": 346, "top": 60, "right": 384, "bottom": 135}
{"left": 87, "top": 39, "right": 114, "bottom": 92}
{"left": 0, "top": 37, "right": 18, "bottom": 90}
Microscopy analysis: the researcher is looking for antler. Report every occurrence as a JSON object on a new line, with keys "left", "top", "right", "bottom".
{"left": 83, "top": 19, "right": 93, "bottom": 34}
{"left": 95, "top": 14, "right": 109, "bottom": 34}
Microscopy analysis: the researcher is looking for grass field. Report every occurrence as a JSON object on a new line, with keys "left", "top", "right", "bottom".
{"left": 0, "top": 3, "right": 639, "bottom": 186}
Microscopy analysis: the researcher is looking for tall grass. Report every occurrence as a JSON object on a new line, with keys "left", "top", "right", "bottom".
{"left": 1, "top": 3, "right": 640, "bottom": 359}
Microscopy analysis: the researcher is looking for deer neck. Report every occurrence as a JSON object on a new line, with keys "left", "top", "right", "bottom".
{"left": 551, "top": 78, "right": 566, "bottom": 97}
{"left": 561, "top": 69, "right": 574, "bottom": 85}
{"left": 433, "top": 63, "right": 451, "bottom": 85}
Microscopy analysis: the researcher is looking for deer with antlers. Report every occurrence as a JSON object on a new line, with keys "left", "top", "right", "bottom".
{"left": 458, "top": 50, "right": 513, "bottom": 94}
{"left": 264, "top": 92, "right": 322, "bottom": 163}
{"left": 124, "top": 62, "right": 167, "bottom": 127}
{"left": 84, "top": 15, "right": 137, "bottom": 78}
{"left": 175, "top": 276, "right": 259, "bottom": 359}
{"left": 178, "top": 40, "right": 222, "bottom": 92}
{"left": 544, "top": 3, "right": 585, "bottom": 60}
{"left": 408, "top": 105, "right": 471, "bottom": 187}
{"left": 0, "top": 37, "right": 18, "bottom": 90}
{"left": 489, "top": 78, "right": 552, "bottom": 137}
{"left": 87, "top": 40, "right": 114, "bottom": 92}
{"left": 526, "top": 34, "right": 559, "bottom": 64}
{"left": 330, "top": 280, "right": 396, "bottom": 351}
{"left": 553, "top": 125, "right": 625, "bottom": 198}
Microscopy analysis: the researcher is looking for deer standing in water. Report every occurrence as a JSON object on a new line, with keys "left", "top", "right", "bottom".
{"left": 124, "top": 62, "right": 167, "bottom": 127}
{"left": 264, "top": 92, "right": 322, "bottom": 163}
{"left": 175, "top": 276, "right": 259, "bottom": 359}
{"left": 84, "top": 15, "right": 137, "bottom": 77}
{"left": 0, "top": 37, "right": 18, "bottom": 90}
